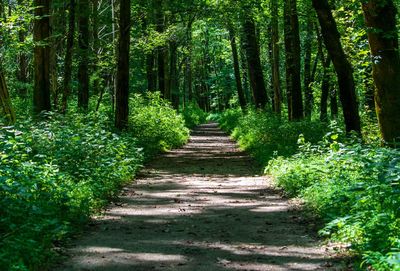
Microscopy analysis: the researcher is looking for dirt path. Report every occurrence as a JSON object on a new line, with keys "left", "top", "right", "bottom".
{"left": 57, "top": 123, "right": 342, "bottom": 271}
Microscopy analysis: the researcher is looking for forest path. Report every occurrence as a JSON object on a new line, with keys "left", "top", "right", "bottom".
{"left": 56, "top": 123, "right": 342, "bottom": 271}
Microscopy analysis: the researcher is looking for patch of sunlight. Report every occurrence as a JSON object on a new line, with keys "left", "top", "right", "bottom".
{"left": 250, "top": 205, "right": 289, "bottom": 212}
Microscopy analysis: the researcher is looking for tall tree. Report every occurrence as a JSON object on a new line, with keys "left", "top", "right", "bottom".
{"left": 33, "top": 0, "right": 51, "bottom": 114}
{"left": 0, "top": 68, "right": 16, "bottom": 124}
{"left": 61, "top": 0, "right": 76, "bottom": 113}
{"left": 312, "top": 0, "right": 361, "bottom": 133}
{"left": 242, "top": 11, "right": 268, "bottom": 109}
{"left": 115, "top": 0, "right": 131, "bottom": 129}
{"left": 17, "top": 0, "right": 28, "bottom": 97}
{"left": 77, "top": 0, "right": 89, "bottom": 110}
{"left": 303, "top": 12, "right": 314, "bottom": 119}
{"left": 271, "top": 0, "right": 281, "bottom": 115}
{"left": 362, "top": 0, "right": 400, "bottom": 145}
{"left": 228, "top": 26, "right": 246, "bottom": 111}
{"left": 284, "top": 0, "right": 303, "bottom": 120}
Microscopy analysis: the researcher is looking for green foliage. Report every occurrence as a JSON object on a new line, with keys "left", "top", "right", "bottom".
{"left": 129, "top": 92, "right": 190, "bottom": 157}
{"left": 267, "top": 131, "right": 400, "bottom": 270}
{"left": 0, "top": 94, "right": 189, "bottom": 270}
{"left": 218, "top": 108, "right": 328, "bottom": 164}
{"left": 180, "top": 102, "right": 208, "bottom": 129}
{"left": 0, "top": 113, "right": 143, "bottom": 270}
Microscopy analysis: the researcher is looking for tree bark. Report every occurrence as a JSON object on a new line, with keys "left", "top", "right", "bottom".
{"left": 303, "top": 12, "right": 314, "bottom": 119}
{"left": 229, "top": 26, "right": 246, "bottom": 111}
{"left": 284, "top": 0, "right": 303, "bottom": 120}
{"left": 242, "top": 13, "right": 268, "bottom": 109}
{"left": 362, "top": 0, "right": 400, "bottom": 145}
{"left": 115, "top": 0, "right": 131, "bottom": 130}
{"left": 17, "top": 0, "right": 28, "bottom": 97}
{"left": 0, "top": 68, "right": 16, "bottom": 124}
{"left": 320, "top": 57, "right": 331, "bottom": 122}
{"left": 61, "top": 0, "right": 76, "bottom": 113}
{"left": 33, "top": 0, "right": 51, "bottom": 114}
{"left": 312, "top": 0, "right": 361, "bottom": 133}
{"left": 169, "top": 40, "right": 179, "bottom": 109}
{"left": 77, "top": 0, "right": 89, "bottom": 110}
{"left": 271, "top": 0, "right": 281, "bottom": 115}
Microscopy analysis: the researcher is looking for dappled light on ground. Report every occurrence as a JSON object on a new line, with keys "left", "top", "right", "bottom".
{"left": 56, "top": 123, "right": 343, "bottom": 271}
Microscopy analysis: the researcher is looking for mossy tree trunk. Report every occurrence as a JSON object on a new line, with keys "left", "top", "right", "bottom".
{"left": 362, "top": 0, "right": 400, "bottom": 145}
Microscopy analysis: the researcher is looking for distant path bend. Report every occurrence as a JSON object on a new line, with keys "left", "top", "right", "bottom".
{"left": 57, "top": 123, "right": 341, "bottom": 271}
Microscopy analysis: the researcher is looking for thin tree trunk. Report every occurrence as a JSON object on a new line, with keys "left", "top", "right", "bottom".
{"left": 91, "top": 0, "right": 100, "bottom": 95}
{"left": 229, "top": 26, "right": 246, "bottom": 111}
{"left": 303, "top": 12, "right": 314, "bottom": 119}
{"left": 271, "top": 0, "right": 281, "bottom": 115}
{"left": 362, "top": 0, "right": 400, "bottom": 144}
{"left": 320, "top": 57, "right": 331, "bottom": 122}
{"left": 242, "top": 13, "right": 268, "bottom": 109}
{"left": 17, "top": 0, "right": 28, "bottom": 97}
{"left": 115, "top": 0, "right": 131, "bottom": 130}
{"left": 33, "top": 0, "right": 51, "bottom": 114}
{"left": 61, "top": 0, "right": 76, "bottom": 113}
{"left": 170, "top": 40, "right": 179, "bottom": 109}
{"left": 330, "top": 87, "right": 338, "bottom": 119}
{"left": 312, "top": 0, "right": 361, "bottom": 133}
{"left": 0, "top": 68, "right": 16, "bottom": 124}
{"left": 77, "top": 0, "right": 89, "bottom": 110}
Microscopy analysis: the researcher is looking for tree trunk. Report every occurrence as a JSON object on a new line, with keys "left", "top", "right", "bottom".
{"left": 170, "top": 40, "right": 179, "bottom": 109}
{"left": 362, "top": 0, "right": 400, "bottom": 145}
{"left": 33, "top": 0, "right": 51, "bottom": 114}
{"left": 146, "top": 52, "right": 156, "bottom": 92}
{"left": 284, "top": 0, "right": 303, "bottom": 120}
{"left": 0, "top": 68, "right": 16, "bottom": 124}
{"left": 17, "top": 0, "right": 28, "bottom": 97}
{"left": 312, "top": 0, "right": 361, "bottom": 133}
{"left": 242, "top": 14, "right": 268, "bottom": 109}
{"left": 320, "top": 57, "right": 331, "bottom": 122}
{"left": 91, "top": 0, "right": 100, "bottom": 95}
{"left": 115, "top": 0, "right": 131, "bottom": 130}
{"left": 271, "top": 0, "right": 281, "bottom": 115}
{"left": 61, "top": 0, "right": 76, "bottom": 113}
{"left": 330, "top": 87, "right": 338, "bottom": 119}
{"left": 77, "top": 0, "right": 89, "bottom": 110}
{"left": 303, "top": 12, "right": 314, "bottom": 119}
{"left": 186, "top": 20, "right": 193, "bottom": 102}
{"left": 229, "top": 26, "right": 246, "bottom": 111}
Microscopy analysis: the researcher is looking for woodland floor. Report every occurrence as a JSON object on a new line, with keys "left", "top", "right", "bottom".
{"left": 56, "top": 123, "right": 346, "bottom": 271}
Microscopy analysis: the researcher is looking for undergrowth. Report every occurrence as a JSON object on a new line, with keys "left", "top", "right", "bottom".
{"left": 218, "top": 108, "right": 400, "bottom": 271}
{"left": 180, "top": 102, "right": 208, "bottom": 129}
{"left": 0, "top": 93, "right": 190, "bottom": 271}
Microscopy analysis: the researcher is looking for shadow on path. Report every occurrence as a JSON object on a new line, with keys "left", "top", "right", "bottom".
{"left": 56, "top": 123, "right": 345, "bottom": 271}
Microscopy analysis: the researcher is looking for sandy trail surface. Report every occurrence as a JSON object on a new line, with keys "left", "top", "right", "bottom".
{"left": 56, "top": 123, "right": 343, "bottom": 271}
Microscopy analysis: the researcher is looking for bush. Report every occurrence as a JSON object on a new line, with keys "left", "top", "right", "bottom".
{"left": 267, "top": 133, "right": 400, "bottom": 270}
{"left": 180, "top": 102, "right": 208, "bottom": 129}
{"left": 219, "top": 108, "right": 328, "bottom": 164}
{"left": 129, "top": 92, "right": 189, "bottom": 157}
{"left": 0, "top": 113, "right": 143, "bottom": 270}
{"left": 0, "top": 93, "right": 190, "bottom": 270}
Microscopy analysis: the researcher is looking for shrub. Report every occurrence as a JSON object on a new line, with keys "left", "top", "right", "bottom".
{"left": 129, "top": 92, "right": 189, "bottom": 157}
{"left": 0, "top": 113, "right": 144, "bottom": 270}
{"left": 180, "top": 102, "right": 208, "bottom": 129}
{"left": 219, "top": 108, "right": 328, "bottom": 164}
{"left": 267, "top": 133, "right": 400, "bottom": 270}
{"left": 0, "top": 93, "right": 190, "bottom": 270}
